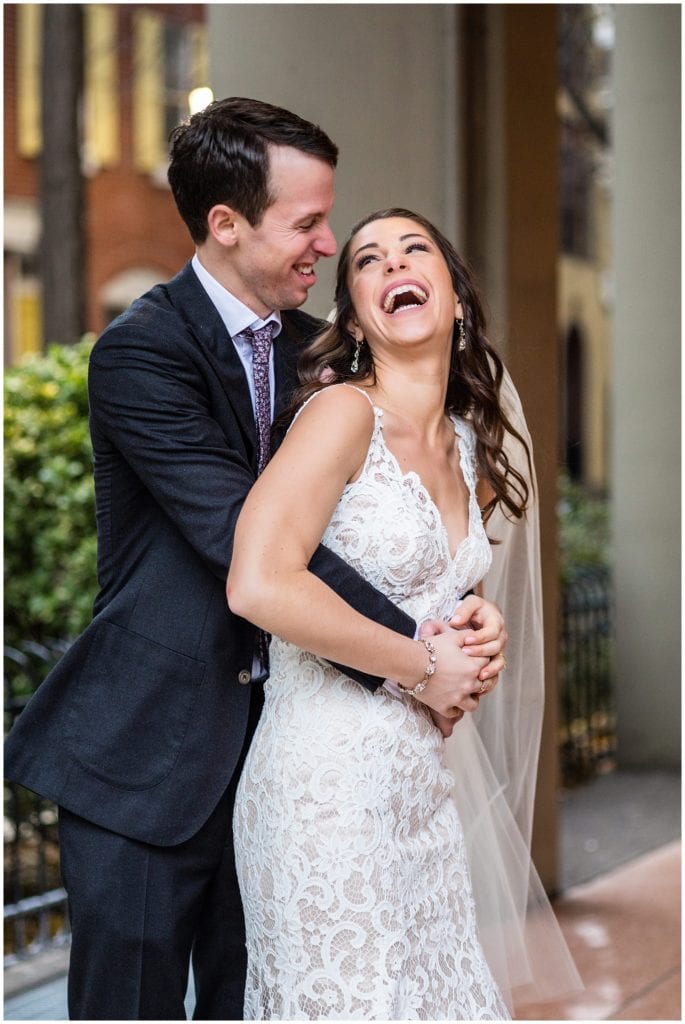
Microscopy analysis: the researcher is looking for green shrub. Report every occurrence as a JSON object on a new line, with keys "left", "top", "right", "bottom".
{"left": 558, "top": 469, "right": 611, "bottom": 584}
{"left": 4, "top": 337, "right": 98, "bottom": 650}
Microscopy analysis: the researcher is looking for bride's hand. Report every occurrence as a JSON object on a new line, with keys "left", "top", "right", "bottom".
{"left": 444, "top": 595, "right": 509, "bottom": 688}
{"left": 450, "top": 595, "right": 507, "bottom": 660}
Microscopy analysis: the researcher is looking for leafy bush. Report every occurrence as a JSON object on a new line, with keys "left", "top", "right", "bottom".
{"left": 4, "top": 337, "right": 98, "bottom": 650}
{"left": 557, "top": 470, "right": 614, "bottom": 784}
{"left": 557, "top": 469, "right": 611, "bottom": 584}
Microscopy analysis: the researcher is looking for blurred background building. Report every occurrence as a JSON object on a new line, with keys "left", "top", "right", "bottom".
{"left": 4, "top": 3, "right": 203, "bottom": 360}
{"left": 3, "top": 4, "right": 680, "bottom": 1010}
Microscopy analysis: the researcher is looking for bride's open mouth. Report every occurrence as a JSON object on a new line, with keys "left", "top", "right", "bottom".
{"left": 381, "top": 282, "right": 429, "bottom": 314}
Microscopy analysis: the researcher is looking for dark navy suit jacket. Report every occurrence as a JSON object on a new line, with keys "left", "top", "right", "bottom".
{"left": 4, "top": 263, "right": 414, "bottom": 846}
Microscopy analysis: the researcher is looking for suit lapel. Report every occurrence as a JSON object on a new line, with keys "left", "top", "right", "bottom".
{"left": 164, "top": 263, "right": 258, "bottom": 456}
{"left": 273, "top": 313, "right": 320, "bottom": 452}
{"left": 273, "top": 322, "right": 300, "bottom": 421}
{"left": 164, "top": 264, "right": 320, "bottom": 463}
{"left": 214, "top": 330, "right": 258, "bottom": 454}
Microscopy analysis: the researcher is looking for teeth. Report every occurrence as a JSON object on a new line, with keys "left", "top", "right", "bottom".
{"left": 383, "top": 284, "right": 428, "bottom": 313}
{"left": 295, "top": 264, "right": 314, "bottom": 276}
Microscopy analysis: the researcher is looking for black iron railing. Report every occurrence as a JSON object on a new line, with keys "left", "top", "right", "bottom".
{"left": 559, "top": 566, "right": 616, "bottom": 784}
{"left": 4, "top": 641, "right": 71, "bottom": 964}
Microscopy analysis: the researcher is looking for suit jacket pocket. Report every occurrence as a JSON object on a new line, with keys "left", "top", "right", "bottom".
{"left": 66, "top": 620, "right": 206, "bottom": 789}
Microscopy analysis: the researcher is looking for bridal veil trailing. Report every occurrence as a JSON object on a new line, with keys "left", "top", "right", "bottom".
{"left": 444, "top": 369, "right": 582, "bottom": 1008}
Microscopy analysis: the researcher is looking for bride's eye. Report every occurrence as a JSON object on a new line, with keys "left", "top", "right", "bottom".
{"left": 406, "top": 242, "right": 430, "bottom": 254}
{"left": 355, "top": 253, "right": 378, "bottom": 270}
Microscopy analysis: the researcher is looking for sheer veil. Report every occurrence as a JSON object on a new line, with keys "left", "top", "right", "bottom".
{"left": 442, "top": 369, "right": 583, "bottom": 1010}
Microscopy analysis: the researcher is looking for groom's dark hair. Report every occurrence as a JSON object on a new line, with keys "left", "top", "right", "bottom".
{"left": 167, "top": 96, "right": 338, "bottom": 244}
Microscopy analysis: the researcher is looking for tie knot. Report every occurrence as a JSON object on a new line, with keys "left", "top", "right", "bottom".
{"left": 246, "top": 324, "right": 275, "bottom": 364}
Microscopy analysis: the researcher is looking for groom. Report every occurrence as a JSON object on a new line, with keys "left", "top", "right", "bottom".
{"left": 4, "top": 98, "right": 506, "bottom": 1020}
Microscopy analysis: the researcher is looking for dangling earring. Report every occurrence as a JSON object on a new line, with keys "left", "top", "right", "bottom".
{"left": 351, "top": 338, "right": 363, "bottom": 373}
{"left": 456, "top": 318, "right": 466, "bottom": 352}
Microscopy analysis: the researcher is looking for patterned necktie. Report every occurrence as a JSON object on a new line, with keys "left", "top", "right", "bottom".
{"left": 244, "top": 323, "right": 276, "bottom": 672}
{"left": 245, "top": 323, "right": 276, "bottom": 476}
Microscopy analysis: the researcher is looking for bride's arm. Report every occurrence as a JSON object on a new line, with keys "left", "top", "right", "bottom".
{"left": 227, "top": 386, "right": 485, "bottom": 713}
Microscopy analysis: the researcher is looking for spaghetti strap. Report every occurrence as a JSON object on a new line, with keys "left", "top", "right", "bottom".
{"left": 340, "top": 382, "right": 376, "bottom": 410}
{"left": 290, "top": 382, "right": 378, "bottom": 428}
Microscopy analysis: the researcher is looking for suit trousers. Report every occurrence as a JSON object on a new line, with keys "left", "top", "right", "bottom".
{"left": 58, "top": 686, "right": 262, "bottom": 1021}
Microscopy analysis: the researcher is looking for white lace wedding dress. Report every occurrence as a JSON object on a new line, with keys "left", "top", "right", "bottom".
{"left": 234, "top": 390, "right": 510, "bottom": 1020}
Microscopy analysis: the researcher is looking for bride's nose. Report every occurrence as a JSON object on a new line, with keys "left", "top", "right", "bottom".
{"left": 384, "top": 253, "right": 408, "bottom": 273}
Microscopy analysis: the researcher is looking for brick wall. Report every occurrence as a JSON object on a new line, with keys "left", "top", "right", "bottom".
{"left": 4, "top": 4, "right": 199, "bottom": 340}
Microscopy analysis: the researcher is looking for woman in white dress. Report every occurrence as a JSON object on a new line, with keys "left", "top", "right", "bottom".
{"left": 228, "top": 209, "right": 580, "bottom": 1020}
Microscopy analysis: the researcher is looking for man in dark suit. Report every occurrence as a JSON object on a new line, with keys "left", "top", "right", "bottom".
{"left": 4, "top": 98, "right": 506, "bottom": 1020}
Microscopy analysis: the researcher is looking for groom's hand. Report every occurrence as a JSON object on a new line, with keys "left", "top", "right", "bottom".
{"left": 429, "top": 707, "right": 464, "bottom": 738}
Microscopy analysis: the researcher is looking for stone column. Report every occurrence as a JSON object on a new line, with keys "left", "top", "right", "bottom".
{"left": 462, "top": 4, "right": 561, "bottom": 893}
{"left": 611, "top": 6, "right": 681, "bottom": 766}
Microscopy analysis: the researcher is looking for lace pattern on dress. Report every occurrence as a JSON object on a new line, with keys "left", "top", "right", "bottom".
{"left": 234, "top": 384, "right": 507, "bottom": 1020}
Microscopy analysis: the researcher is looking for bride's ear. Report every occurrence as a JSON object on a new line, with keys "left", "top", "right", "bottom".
{"left": 347, "top": 319, "right": 363, "bottom": 342}
{"left": 454, "top": 294, "right": 464, "bottom": 320}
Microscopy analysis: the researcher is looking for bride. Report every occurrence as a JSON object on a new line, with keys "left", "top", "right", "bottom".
{"left": 228, "top": 208, "right": 580, "bottom": 1019}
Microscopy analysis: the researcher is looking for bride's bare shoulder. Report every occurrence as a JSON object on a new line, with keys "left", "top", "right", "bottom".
{"left": 290, "top": 383, "right": 376, "bottom": 434}
{"left": 279, "top": 383, "right": 376, "bottom": 482}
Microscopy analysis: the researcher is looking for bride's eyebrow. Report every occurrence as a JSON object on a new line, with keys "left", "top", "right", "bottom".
{"left": 351, "top": 233, "right": 428, "bottom": 261}
{"left": 351, "top": 241, "right": 379, "bottom": 260}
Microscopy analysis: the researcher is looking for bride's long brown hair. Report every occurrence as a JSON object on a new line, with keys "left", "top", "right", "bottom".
{"left": 289, "top": 208, "right": 531, "bottom": 523}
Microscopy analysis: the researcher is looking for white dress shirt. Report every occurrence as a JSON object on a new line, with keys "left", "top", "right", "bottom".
{"left": 191, "top": 253, "right": 281, "bottom": 418}
{"left": 192, "top": 253, "right": 283, "bottom": 679}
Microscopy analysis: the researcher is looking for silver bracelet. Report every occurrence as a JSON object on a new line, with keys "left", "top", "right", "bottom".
{"left": 396, "top": 638, "right": 437, "bottom": 696}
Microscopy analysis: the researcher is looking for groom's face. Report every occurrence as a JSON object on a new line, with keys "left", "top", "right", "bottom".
{"left": 229, "top": 145, "right": 337, "bottom": 317}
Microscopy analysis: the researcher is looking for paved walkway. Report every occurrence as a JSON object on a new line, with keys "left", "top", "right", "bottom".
{"left": 515, "top": 839, "right": 681, "bottom": 1021}
{"left": 558, "top": 767, "right": 681, "bottom": 890}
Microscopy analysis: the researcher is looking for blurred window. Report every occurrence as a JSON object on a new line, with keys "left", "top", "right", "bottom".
{"left": 560, "top": 128, "right": 595, "bottom": 259}
{"left": 83, "top": 5, "right": 120, "bottom": 171}
{"left": 559, "top": 5, "right": 613, "bottom": 260}
{"left": 4, "top": 252, "right": 42, "bottom": 365}
{"left": 4, "top": 202, "right": 42, "bottom": 365}
{"left": 16, "top": 4, "right": 41, "bottom": 158}
{"left": 133, "top": 12, "right": 207, "bottom": 178}
{"left": 16, "top": 5, "right": 119, "bottom": 169}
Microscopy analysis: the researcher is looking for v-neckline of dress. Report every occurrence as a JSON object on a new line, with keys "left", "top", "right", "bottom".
{"left": 370, "top": 405, "right": 474, "bottom": 563}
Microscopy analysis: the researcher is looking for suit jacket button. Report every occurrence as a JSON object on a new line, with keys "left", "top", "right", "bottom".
{"left": 237, "top": 669, "right": 251, "bottom": 685}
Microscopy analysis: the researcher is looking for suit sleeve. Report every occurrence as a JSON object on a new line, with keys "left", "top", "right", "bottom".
{"left": 89, "top": 325, "right": 416, "bottom": 691}
{"left": 89, "top": 325, "right": 256, "bottom": 582}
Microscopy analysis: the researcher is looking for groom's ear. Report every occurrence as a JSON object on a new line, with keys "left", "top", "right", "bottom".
{"left": 206, "top": 204, "right": 240, "bottom": 248}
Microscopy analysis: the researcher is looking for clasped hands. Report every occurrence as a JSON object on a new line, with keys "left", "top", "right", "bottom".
{"left": 413, "top": 595, "right": 508, "bottom": 737}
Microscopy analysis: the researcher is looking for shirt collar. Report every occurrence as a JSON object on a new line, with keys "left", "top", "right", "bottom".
{"left": 191, "top": 253, "right": 282, "bottom": 340}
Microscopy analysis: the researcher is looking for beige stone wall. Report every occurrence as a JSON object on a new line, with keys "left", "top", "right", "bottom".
{"left": 207, "top": 4, "right": 461, "bottom": 319}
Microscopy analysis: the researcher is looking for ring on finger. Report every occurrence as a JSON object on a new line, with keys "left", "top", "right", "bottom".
{"left": 478, "top": 680, "right": 488, "bottom": 694}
